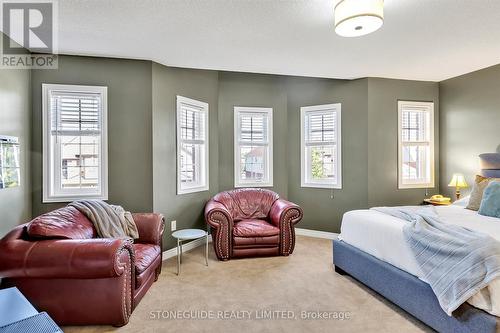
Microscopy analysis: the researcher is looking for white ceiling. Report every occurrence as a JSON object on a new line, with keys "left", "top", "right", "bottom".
{"left": 55, "top": 0, "right": 500, "bottom": 82}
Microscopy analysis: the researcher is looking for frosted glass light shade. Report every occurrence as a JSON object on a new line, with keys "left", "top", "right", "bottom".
{"left": 335, "top": 0, "right": 384, "bottom": 37}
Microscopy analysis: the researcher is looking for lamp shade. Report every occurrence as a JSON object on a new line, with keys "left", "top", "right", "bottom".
{"left": 334, "top": 0, "right": 384, "bottom": 37}
{"left": 448, "top": 173, "right": 468, "bottom": 188}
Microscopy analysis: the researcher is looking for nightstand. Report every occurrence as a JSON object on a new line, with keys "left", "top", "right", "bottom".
{"left": 423, "top": 199, "right": 451, "bottom": 206}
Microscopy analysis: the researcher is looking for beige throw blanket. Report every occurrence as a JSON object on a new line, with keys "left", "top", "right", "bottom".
{"left": 69, "top": 200, "right": 139, "bottom": 239}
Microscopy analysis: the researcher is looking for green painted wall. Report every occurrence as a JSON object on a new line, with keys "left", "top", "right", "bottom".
{"left": 285, "top": 77, "right": 369, "bottom": 232}
{"left": 439, "top": 64, "right": 500, "bottom": 198}
{"left": 152, "top": 63, "right": 219, "bottom": 250}
{"left": 367, "top": 78, "right": 440, "bottom": 207}
{"left": 31, "top": 55, "right": 153, "bottom": 215}
{"left": 217, "top": 72, "right": 288, "bottom": 196}
{"left": 0, "top": 66, "right": 31, "bottom": 237}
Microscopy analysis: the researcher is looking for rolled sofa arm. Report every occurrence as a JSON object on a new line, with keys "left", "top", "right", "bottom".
{"left": 0, "top": 236, "right": 134, "bottom": 279}
{"left": 269, "top": 198, "right": 303, "bottom": 256}
{"left": 132, "top": 213, "right": 165, "bottom": 246}
{"left": 205, "top": 200, "right": 233, "bottom": 260}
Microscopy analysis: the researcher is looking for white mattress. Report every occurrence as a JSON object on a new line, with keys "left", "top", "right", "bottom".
{"left": 340, "top": 204, "right": 500, "bottom": 317}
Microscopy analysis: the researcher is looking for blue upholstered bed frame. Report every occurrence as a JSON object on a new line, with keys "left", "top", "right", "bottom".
{"left": 332, "top": 153, "right": 500, "bottom": 333}
{"left": 333, "top": 240, "right": 497, "bottom": 333}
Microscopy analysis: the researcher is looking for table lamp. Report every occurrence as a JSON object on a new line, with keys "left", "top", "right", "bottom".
{"left": 448, "top": 173, "right": 468, "bottom": 200}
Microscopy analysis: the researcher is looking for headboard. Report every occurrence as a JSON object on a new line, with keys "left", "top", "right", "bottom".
{"left": 479, "top": 153, "right": 500, "bottom": 178}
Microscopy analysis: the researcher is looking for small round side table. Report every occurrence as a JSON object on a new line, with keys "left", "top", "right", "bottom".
{"left": 171, "top": 229, "right": 208, "bottom": 275}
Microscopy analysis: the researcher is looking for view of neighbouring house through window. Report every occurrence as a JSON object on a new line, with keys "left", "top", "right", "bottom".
{"left": 300, "top": 104, "right": 342, "bottom": 189}
{"left": 42, "top": 84, "right": 108, "bottom": 202}
{"left": 54, "top": 94, "right": 101, "bottom": 190}
{"left": 398, "top": 101, "right": 434, "bottom": 189}
{"left": 235, "top": 107, "right": 273, "bottom": 187}
{"left": 176, "top": 96, "right": 209, "bottom": 194}
{"left": 0, "top": 136, "right": 20, "bottom": 189}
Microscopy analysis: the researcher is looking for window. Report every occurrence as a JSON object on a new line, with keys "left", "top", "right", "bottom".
{"left": 234, "top": 107, "right": 273, "bottom": 187}
{"left": 398, "top": 101, "right": 435, "bottom": 189}
{"left": 42, "top": 84, "right": 108, "bottom": 202}
{"left": 176, "top": 96, "right": 209, "bottom": 194}
{"left": 0, "top": 136, "right": 20, "bottom": 189}
{"left": 301, "top": 104, "right": 342, "bottom": 189}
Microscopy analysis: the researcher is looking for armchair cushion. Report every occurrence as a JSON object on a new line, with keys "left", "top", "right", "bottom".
{"left": 213, "top": 188, "right": 279, "bottom": 221}
{"left": 133, "top": 243, "right": 161, "bottom": 275}
{"left": 233, "top": 219, "right": 280, "bottom": 237}
{"left": 26, "top": 206, "right": 96, "bottom": 240}
{"left": 233, "top": 235, "right": 280, "bottom": 247}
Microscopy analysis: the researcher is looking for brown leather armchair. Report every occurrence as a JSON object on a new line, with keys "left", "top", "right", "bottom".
{"left": 0, "top": 207, "right": 165, "bottom": 327}
{"left": 205, "top": 188, "right": 303, "bottom": 260}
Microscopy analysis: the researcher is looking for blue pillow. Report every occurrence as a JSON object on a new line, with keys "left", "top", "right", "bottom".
{"left": 478, "top": 181, "right": 500, "bottom": 219}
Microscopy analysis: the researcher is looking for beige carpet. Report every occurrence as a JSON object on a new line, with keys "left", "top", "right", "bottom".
{"left": 64, "top": 236, "right": 432, "bottom": 333}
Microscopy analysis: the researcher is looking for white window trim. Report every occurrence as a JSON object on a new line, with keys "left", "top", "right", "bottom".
{"left": 176, "top": 95, "right": 209, "bottom": 195}
{"left": 42, "top": 83, "right": 108, "bottom": 203}
{"left": 398, "top": 100, "right": 435, "bottom": 189}
{"left": 300, "top": 103, "right": 342, "bottom": 189}
{"left": 234, "top": 106, "right": 273, "bottom": 188}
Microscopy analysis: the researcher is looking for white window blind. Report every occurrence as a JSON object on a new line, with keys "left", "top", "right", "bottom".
{"left": 43, "top": 84, "right": 108, "bottom": 202}
{"left": 177, "top": 96, "right": 209, "bottom": 194}
{"left": 301, "top": 104, "right": 342, "bottom": 189}
{"left": 305, "top": 111, "right": 336, "bottom": 143}
{"left": 398, "top": 101, "right": 435, "bottom": 189}
{"left": 51, "top": 93, "right": 100, "bottom": 135}
{"left": 234, "top": 107, "right": 273, "bottom": 187}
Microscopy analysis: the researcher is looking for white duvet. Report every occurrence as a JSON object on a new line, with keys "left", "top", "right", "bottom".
{"left": 340, "top": 203, "right": 500, "bottom": 317}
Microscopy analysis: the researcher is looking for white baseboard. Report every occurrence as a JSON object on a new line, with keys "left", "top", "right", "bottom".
{"left": 161, "top": 229, "right": 337, "bottom": 260}
{"left": 162, "top": 235, "right": 213, "bottom": 261}
{"left": 295, "top": 228, "right": 339, "bottom": 240}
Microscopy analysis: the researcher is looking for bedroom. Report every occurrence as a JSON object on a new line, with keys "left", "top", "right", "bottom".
{"left": 0, "top": 1, "right": 499, "bottom": 332}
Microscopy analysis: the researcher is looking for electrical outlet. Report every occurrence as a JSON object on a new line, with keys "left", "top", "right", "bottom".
{"left": 171, "top": 220, "right": 177, "bottom": 231}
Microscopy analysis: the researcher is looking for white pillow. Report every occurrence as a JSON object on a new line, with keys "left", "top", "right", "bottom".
{"left": 453, "top": 195, "right": 470, "bottom": 207}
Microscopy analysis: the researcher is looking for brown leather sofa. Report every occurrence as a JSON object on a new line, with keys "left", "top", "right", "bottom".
{"left": 205, "top": 188, "right": 303, "bottom": 260}
{"left": 0, "top": 207, "right": 165, "bottom": 326}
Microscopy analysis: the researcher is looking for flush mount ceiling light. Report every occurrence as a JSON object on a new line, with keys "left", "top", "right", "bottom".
{"left": 334, "top": 0, "right": 384, "bottom": 37}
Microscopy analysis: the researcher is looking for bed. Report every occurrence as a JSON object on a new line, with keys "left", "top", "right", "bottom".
{"left": 333, "top": 153, "right": 500, "bottom": 333}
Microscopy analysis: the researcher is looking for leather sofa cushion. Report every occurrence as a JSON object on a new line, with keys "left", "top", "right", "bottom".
{"left": 135, "top": 254, "right": 161, "bottom": 289}
{"left": 233, "top": 219, "right": 280, "bottom": 237}
{"left": 232, "top": 247, "right": 279, "bottom": 258}
{"left": 133, "top": 244, "right": 161, "bottom": 275}
{"left": 213, "top": 188, "right": 279, "bottom": 221}
{"left": 233, "top": 235, "right": 280, "bottom": 247}
{"left": 27, "top": 206, "right": 97, "bottom": 240}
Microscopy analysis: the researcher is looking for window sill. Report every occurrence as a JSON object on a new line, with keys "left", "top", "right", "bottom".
{"left": 301, "top": 183, "right": 342, "bottom": 189}
{"left": 177, "top": 186, "right": 209, "bottom": 195}
{"left": 234, "top": 183, "right": 273, "bottom": 188}
{"left": 398, "top": 183, "right": 435, "bottom": 189}
{"left": 42, "top": 194, "right": 108, "bottom": 203}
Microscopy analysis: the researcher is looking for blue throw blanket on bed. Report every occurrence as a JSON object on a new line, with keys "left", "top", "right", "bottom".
{"left": 372, "top": 206, "right": 500, "bottom": 316}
